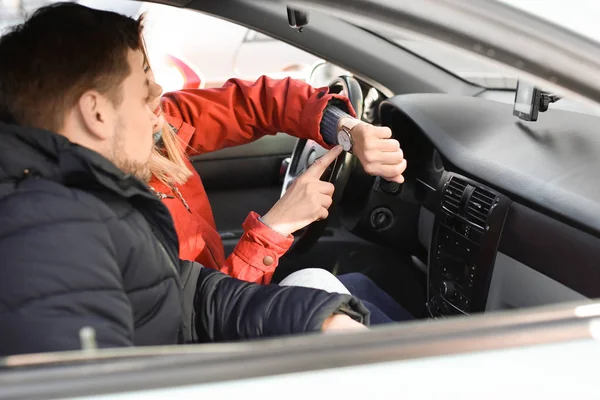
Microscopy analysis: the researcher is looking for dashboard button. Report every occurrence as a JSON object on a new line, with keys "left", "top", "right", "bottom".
{"left": 370, "top": 207, "right": 394, "bottom": 231}
{"left": 442, "top": 281, "right": 455, "bottom": 297}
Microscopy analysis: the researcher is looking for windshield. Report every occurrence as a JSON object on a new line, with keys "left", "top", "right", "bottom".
{"left": 379, "top": 0, "right": 600, "bottom": 90}
{"left": 387, "top": 35, "right": 519, "bottom": 89}
{"left": 499, "top": 0, "right": 600, "bottom": 44}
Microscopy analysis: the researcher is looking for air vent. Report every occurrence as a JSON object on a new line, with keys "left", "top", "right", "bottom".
{"left": 442, "top": 177, "right": 467, "bottom": 215}
{"left": 466, "top": 187, "right": 496, "bottom": 229}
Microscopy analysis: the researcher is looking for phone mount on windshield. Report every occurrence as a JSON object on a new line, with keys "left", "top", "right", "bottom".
{"left": 287, "top": 7, "right": 309, "bottom": 32}
{"left": 513, "top": 80, "right": 561, "bottom": 122}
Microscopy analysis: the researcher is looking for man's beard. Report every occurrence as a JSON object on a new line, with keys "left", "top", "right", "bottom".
{"left": 110, "top": 130, "right": 152, "bottom": 183}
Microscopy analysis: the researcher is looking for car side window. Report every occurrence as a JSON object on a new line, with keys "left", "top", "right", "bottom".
{"left": 136, "top": 3, "right": 327, "bottom": 89}
{"left": 233, "top": 29, "right": 322, "bottom": 83}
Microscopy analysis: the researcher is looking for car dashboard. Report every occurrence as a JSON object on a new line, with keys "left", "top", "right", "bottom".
{"left": 376, "top": 94, "right": 600, "bottom": 318}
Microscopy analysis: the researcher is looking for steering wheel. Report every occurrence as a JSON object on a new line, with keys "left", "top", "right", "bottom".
{"left": 281, "top": 75, "right": 364, "bottom": 254}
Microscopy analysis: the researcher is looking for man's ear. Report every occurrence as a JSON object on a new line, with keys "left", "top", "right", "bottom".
{"left": 77, "top": 90, "right": 114, "bottom": 141}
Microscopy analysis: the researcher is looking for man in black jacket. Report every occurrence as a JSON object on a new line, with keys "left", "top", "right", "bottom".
{"left": 0, "top": 3, "right": 368, "bottom": 356}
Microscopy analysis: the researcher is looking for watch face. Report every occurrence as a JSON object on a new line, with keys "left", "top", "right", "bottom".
{"left": 337, "top": 130, "right": 352, "bottom": 152}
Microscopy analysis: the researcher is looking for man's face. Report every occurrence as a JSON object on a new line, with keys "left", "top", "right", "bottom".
{"left": 109, "top": 49, "right": 158, "bottom": 182}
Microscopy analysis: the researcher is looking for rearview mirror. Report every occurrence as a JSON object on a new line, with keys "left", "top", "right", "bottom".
{"left": 287, "top": 7, "right": 309, "bottom": 30}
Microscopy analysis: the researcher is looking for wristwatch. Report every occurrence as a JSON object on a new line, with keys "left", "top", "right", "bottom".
{"left": 336, "top": 122, "right": 355, "bottom": 152}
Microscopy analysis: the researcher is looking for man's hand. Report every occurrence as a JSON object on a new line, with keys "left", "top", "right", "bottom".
{"left": 340, "top": 117, "right": 407, "bottom": 184}
{"left": 322, "top": 314, "right": 368, "bottom": 333}
{"left": 261, "top": 145, "right": 344, "bottom": 236}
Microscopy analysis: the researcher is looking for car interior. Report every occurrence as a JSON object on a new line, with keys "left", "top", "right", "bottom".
{"left": 3, "top": 0, "right": 600, "bottom": 397}
{"left": 2, "top": 0, "right": 598, "bottom": 323}
{"left": 186, "top": 0, "right": 600, "bottom": 320}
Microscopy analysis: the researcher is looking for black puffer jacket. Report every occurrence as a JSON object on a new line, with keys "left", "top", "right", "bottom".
{"left": 0, "top": 123, "right": 368, "bottom": 356}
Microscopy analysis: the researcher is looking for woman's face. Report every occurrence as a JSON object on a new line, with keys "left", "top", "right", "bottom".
{"left": 146, "top": 68, "right": 165, "bottom": 134}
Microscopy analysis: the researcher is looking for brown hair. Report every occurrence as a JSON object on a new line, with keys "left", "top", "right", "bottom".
{"left": 0, "top": 2, "right": 145, "bottom": 132}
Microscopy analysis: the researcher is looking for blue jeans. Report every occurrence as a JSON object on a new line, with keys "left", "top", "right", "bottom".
{"left": 338, "top": 273, "right": 413, "bottom": 325}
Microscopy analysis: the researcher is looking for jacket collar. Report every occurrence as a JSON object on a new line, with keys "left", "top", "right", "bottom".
{"left": 0, "top": 123, "right": 182, "bottom": 262}
{"left": 0, "top": 123, "right": 181, "bottom": 261}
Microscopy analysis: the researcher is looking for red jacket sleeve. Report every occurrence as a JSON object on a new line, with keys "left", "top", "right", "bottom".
{"left": 161, "top": 75, "right": 354, "bottom": 156}
{"left": 219, "top": 212, "right": 293, "bottom": 284}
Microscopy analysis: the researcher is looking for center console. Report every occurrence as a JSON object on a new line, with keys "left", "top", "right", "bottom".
{"left": 427, "top": 173, "right": 509, "bottom": 317}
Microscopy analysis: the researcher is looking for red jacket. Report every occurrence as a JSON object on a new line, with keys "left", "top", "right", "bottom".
{"left": 152, "top": 76, "right": 353, "bottom": 284}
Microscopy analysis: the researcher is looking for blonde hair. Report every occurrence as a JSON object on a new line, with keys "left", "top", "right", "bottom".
{"left": 140, "top": 29, "right": 192, "bottom": 187}
{"left": 149, "top": 121, "right": 193, "bottom": 186}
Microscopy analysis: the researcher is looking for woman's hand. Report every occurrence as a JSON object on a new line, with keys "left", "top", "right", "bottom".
{"left": 261, "top": 145, "right": 343, "bottom": 236}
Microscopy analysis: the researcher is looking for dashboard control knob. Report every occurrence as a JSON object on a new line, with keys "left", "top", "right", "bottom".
{"left": 442, "top": 281, "right": 455, "bottom": 297}
{"left": 370, "top": 207, "right": 394, "bottom": 231}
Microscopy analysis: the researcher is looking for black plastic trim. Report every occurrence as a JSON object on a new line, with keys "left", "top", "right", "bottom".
{"left": 193, "top": 155, "right": 284, "bottom": 190}
{"left": 380, "top": 94, "right": 600, "bottom": 238}
{"left": 499, "top": 202, "right": 600, "bottom": 298}
{"left": 428, "top": 172, "right": 510, "bottom": 315}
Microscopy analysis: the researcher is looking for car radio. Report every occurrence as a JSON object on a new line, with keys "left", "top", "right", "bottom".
{"left": 427, "top": 173, "right": 509, "bottom": 318}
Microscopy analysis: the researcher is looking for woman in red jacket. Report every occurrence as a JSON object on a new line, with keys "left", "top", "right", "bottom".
{"left": 147, "top": 71, "right": 412, "bottom": 323}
